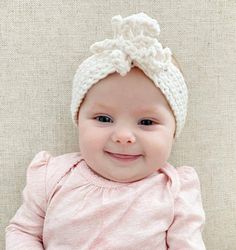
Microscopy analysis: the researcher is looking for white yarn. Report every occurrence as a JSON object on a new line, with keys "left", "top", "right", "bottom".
{"left": 71, "top": 12, "right": 188, "bottom": 138}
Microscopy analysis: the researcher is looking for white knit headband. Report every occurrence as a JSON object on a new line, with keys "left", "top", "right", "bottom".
{"left": 71, "top": 12, "right": 188, "bottom": 138}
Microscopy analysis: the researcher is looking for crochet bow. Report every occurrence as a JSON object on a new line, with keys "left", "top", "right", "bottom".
{"left": 89, "top": 13, "right": 172, "bottom": 76}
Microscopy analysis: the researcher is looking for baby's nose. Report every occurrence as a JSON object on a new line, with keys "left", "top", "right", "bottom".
{"left": 111, "top": 129, "right": 136, "bottom": 144}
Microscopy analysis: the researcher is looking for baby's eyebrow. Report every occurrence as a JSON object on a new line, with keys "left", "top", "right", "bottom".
{"left": 93, "top": 103, "right": 112, "bottom": 109}
{"left": 91, "top": 103, "right": 163, "bottom": 116}
{"left": 88, "top": 103, "right": 115, "bottom": 113}
{"left": 134, "top": 108, "right": 165, "bottom": 118}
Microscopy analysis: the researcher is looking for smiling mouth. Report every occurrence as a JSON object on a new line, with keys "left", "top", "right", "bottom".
{"left": 105, "top": 151, "right": 142, "bottom": 161}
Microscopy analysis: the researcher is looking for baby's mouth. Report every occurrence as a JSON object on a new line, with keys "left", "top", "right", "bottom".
{"left": 105, "top": 151, "right": 142, "bottom": 161}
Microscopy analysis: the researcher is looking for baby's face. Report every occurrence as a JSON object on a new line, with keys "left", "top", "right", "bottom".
{"left": 77, "top": 67, "right": 176, "bottom": 183}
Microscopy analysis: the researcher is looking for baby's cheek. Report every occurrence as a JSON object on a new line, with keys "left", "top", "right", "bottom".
{"left": 147, "top": 138, "right": 171, "bottom": 161}
{"left": 81, "top": 130, "right": 99, "bottom": 147}
{"left": 83, "top": 128, "right": 107, "bottom": 152}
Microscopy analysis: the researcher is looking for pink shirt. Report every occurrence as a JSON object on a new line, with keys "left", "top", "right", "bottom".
{"left": 5, "top": 151, "right": 206, "bottom": 249}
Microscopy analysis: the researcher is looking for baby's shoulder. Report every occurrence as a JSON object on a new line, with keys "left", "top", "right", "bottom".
{"left": 163, "top": 163, "right": 200, "bottom": 181}
{"left": 49, "top": 151, "right": 83, "bottom": 169}
{"left": 160, "top": 163, "right": 201, "bottom": 198}
{"left": 40, "top": 151, "right": 84, "bottom": 203}
{"left": 175, "top": 165, "right": 199, "bottom": 180}
{"left": 29, "top": 150, "right": 84, "bottom": 199}
{"left": 30, "top": 150, "right": 83, "bottom": 166}
{"left": 46, "top": 151, "right": 83, "bottom": 182}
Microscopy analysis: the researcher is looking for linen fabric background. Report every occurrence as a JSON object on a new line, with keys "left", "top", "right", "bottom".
{"left": 1, "top": 1, "right": 236, "bottom": 249}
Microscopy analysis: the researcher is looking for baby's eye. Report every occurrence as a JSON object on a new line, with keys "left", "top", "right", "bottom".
{"left": 94, "top": 115, "right": 113, "bottom": 123}
{"left": 139, "top": 119, "right": 156, "bottom": 126}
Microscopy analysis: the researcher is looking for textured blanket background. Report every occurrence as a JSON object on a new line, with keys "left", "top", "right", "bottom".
{"left": 1, "top": 1, "right": 236, "bottom": 249}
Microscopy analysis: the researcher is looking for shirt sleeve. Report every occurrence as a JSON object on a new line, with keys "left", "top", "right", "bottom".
{"left": 166, "top": 166, "right": 206, "bottom": 250}
{"left": 5, "top": 151, "right": 52, "bottom": 250}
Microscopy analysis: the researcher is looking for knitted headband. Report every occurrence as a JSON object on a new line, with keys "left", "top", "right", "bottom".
{"left": 71, "top": 12, "right": 188, "bottom": 138}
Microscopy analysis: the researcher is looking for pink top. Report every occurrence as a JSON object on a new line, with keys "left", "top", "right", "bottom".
{"left": 5, "top": 151, "right": 206, "bottom": 249}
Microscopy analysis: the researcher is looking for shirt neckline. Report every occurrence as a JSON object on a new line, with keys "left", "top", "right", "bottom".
{"left": 78, "top": 160, "right": 132, "bottom": 188}
{"left": 76, "top": 158, "right": 172, "bottom": 189}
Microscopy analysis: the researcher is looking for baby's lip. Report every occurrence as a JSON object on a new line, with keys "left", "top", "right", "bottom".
{"left": 105, "top": 151, "right": 142, "bottom": 158}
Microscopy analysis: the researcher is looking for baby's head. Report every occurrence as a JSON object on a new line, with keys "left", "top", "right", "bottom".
{"left": 71, "top": 13, "right": 188, "bottom": 182}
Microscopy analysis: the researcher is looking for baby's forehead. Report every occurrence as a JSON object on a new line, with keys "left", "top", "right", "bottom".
{"left": 81, "top": 66, "right": 173, "bottom": 115}
{"left": 91, "top": 101, "right": 167, "bottom": 115}
{"left": 86, "top": 91, "right": 170, "bottom": 117}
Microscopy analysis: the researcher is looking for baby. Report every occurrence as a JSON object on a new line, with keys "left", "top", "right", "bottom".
{"left": 5, "top": 13, "right": 206, "bottom": 249}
